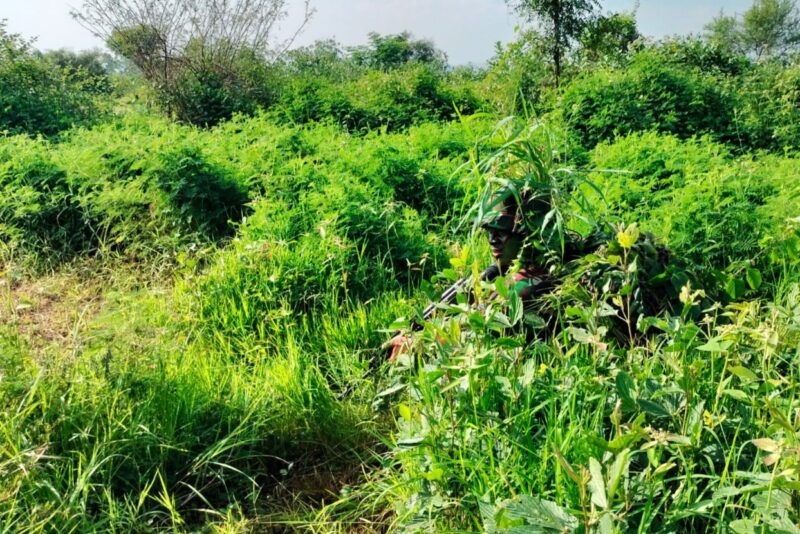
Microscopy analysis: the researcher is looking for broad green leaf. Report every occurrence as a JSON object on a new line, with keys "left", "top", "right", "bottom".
{"left": 495, "top": 276, "right": 509, "bottom": 298}
{"left": 752, "top": 489, "right": 792, "bottom": 514}
{"left": 607, "top": 431, "right": 645, "bottom": 452}
{"left": 607, "top": 449, "right": 630, "bottom": 505}
{"left": 687, "top": 401, "right": 705, "bottom": 439}
{"left": 725, "top": 277, "right": 746, "bottom": 300}
{"left": 638, "top": 399, "right": 671, "bottom": 418}
{"left": 480, "top": 500, "right": 498, "bottom": 534}
{"left": 729, "top": 519, "right": 756, "bottom": 534}
{"left": 568, "top": 327, "right": 592, "bottom": 344}
{"left": 488, "top": 495, "right": 578, "bottom": 532}
{"left": 588, "top": 458, "right": 608, "bottom": 509}
{"left": 441, "top": 268, "right": 459, "bottom": 281}
{"left": 696, "top": 337, "right": 732, "bottom": 352}
{"left": 615, "top": 371, "right": 637, "bottom": 409}
{"left": 746, "top": 268, "right": 762, "bottom": 291}
{"left": 730, "top": 365, "right": 758, "bottom": 382}
{"left": 598, "top": 514, "right": 613, "bottom": 534}
{"left": 764, "top": 516, "right": 800, "bottom": 534}
{"left": 508, "top": 290, "right": 523, "bottom": 326}
{"left": 713, "top": 484, "right": 771, "bottom": 500}
{"left": 495, "top": 376, "right": 513, "bottom": 399}
{"left": 519, "top": 359, "right": 537, "bottom": 388}
{"left": 724, "top": 388, "right": 750, "bottom": 402}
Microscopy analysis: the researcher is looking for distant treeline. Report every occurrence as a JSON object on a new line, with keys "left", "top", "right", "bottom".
{"left": 3, "top": 2, "right": 800, "bottom": 152}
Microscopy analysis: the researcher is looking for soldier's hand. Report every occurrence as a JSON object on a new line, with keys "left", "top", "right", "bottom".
{"left": 386, "top": 333, "right": 412, "bottom": 362}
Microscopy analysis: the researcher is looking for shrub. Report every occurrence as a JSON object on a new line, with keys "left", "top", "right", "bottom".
{"left": 587, "top": 132, "right": 795, "bottom": 276}
{"left": 56, "top": 118, "right": 252, "bottom": 256}
{"left": 278, "top": 64, "right": 481, "bottom": 132}
{"left": 639, "top": 38, "right": 752, "bottom": 77}
{"left": 153, "top": 146, "right": 250, "bottom": 237}
{"left": 0, "top": 25, "right": 101, "bottom": 137}
{"left": 309, "top": 178, "right": 444, "bottom": 285}
{"left": 735, "top": 61, "right": 800, "bottom": 151}
{"left": 0, "top": 137, "right": 94, "bottom": 265}
{"left": 561, "top": 54, "right": 735, "bottom": 150}
{"left": 185, "top": 170, "right": 447, "bottom": 356}
{"left": 651, "top": 164, "right": 774, "bottom": 270}
{"left": 42, "top": 48, "right": 117, "bottom": 95}
{"left": 587, "top": 132, "right": 732, "bottom": 219}
{"left": 167, "top": 56, "right": 280, "bottom": 127}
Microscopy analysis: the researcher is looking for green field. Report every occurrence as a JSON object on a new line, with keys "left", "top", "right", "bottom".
{"left": 2, "top": 3, "right": 800, "bottom": 532}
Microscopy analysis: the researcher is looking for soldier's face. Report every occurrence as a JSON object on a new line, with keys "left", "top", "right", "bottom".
{"left": 487, "top": 227, "right": 523, "bottom": 267}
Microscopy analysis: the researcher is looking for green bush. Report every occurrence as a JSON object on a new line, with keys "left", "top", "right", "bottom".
{"left": 0, "top": 112, "right": 475, "bottom": 272}
{"left": 0, "top": 136, "right": 94, "bottom": 265}
{"left": 184, "top": 165, "right": 447, "bottom": 356}
{"left": 153, "top": 146, "right": 250, "bottom": 237}
{"left": 0, "top": 116, "right": 253, "bottom": 267}
{"left": 639, "top": 38, "right": 751, "bottom": 77}
{"left": 562, "top": 53, "right": 735, "bottom": 150}
{"left": 42, "top": 48, "right": 118, "bottom": 95}
{"left": 588, "top": 132, "right": 798, "bottom": 279}
{"left": 278, "top": 64, "right": 481, "bottom": 132}
{"left": 311, "top": 178, "right": 444, "bottom": 283}
{"left": 587, "top": 132, "right": 732, "bottom": 219}
{"left": 167, "top": 57, "right": 279, "bottom": 127}
{"left": 735, "top": 62, "right": 800, "bottom": 151}
{"left": 651, "top": 164, "right": 774, "bottom": 271}
{"left": 0, "top": 24, "right": 100, "bottom": 137}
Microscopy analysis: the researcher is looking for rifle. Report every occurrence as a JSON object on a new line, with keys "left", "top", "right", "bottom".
{"left": 408, "top": 264, "right": 502, "bottom": 331}
{"left": 337, "top": 264, "right": 502, "bottom": 399}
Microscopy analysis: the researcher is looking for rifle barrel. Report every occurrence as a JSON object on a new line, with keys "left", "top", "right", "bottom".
{"left": 411, "top": 264, "right": 501, "bottom": 331}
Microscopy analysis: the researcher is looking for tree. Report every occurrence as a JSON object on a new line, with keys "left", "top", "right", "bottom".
{"left": 350, "top": 32, "right": 447, "bottom": 71}
{"left": 704, "top": 11, "right": 743, "bottom": 54}
{"left": 742, "top": 0, "right": 800, "bottom": 59}
{"left": 72, "top": 0, "right": 313, "bottom": 125}
{"left": 0, "top": 21, "right": 99, "bottom": 136}
{"left": 485, "top": 30, "right": 552, "bottom": 113}
{"left": 41, "top": 48, "right": 121, "bottom": 93}
{"left": 507, "top": 0, "right": 600, "bottom": 86}
{"left": 704, "top": 0, "right": 800, "bottom": 61}
{"left": 580, "top": 11, "right": 640, "bottom": 64}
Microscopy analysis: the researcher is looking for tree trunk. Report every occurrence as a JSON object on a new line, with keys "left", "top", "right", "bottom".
{"left": 553, "top": 0, "right": 562, "bottom": 87}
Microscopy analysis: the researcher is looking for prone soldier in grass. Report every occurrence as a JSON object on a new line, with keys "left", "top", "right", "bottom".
{"left": 386, "top": 183, "right": 682, "bottom": 361}
{"left": 386, "top": 185, "right": 561, "bottom": 361}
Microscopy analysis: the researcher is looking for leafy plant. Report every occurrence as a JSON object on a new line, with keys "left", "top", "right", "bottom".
{"left": 562, "top": 52, "right": 735, "bottom": 150}
{"left": 0, "top": 22, "right": 100, "bottom": 137}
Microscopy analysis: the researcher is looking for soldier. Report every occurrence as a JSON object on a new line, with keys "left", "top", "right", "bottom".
{"left": 387, "top": 186, "right": 553, "bottom": 361}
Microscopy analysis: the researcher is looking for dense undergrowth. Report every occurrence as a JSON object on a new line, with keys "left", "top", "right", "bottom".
{"left": 2, "top": 13, "right": 800, "bottom": 533}
{"left": 2, "top": 109, "right": 798, "bottom": 532}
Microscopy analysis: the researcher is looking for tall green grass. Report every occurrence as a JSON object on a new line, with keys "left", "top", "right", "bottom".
{"left": 2, "top": 111, "right": 799, "bottom": 532}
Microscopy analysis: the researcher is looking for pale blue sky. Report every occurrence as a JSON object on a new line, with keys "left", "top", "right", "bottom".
{"left": 1, "top": 0, "right": 754, "bottom": 65}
